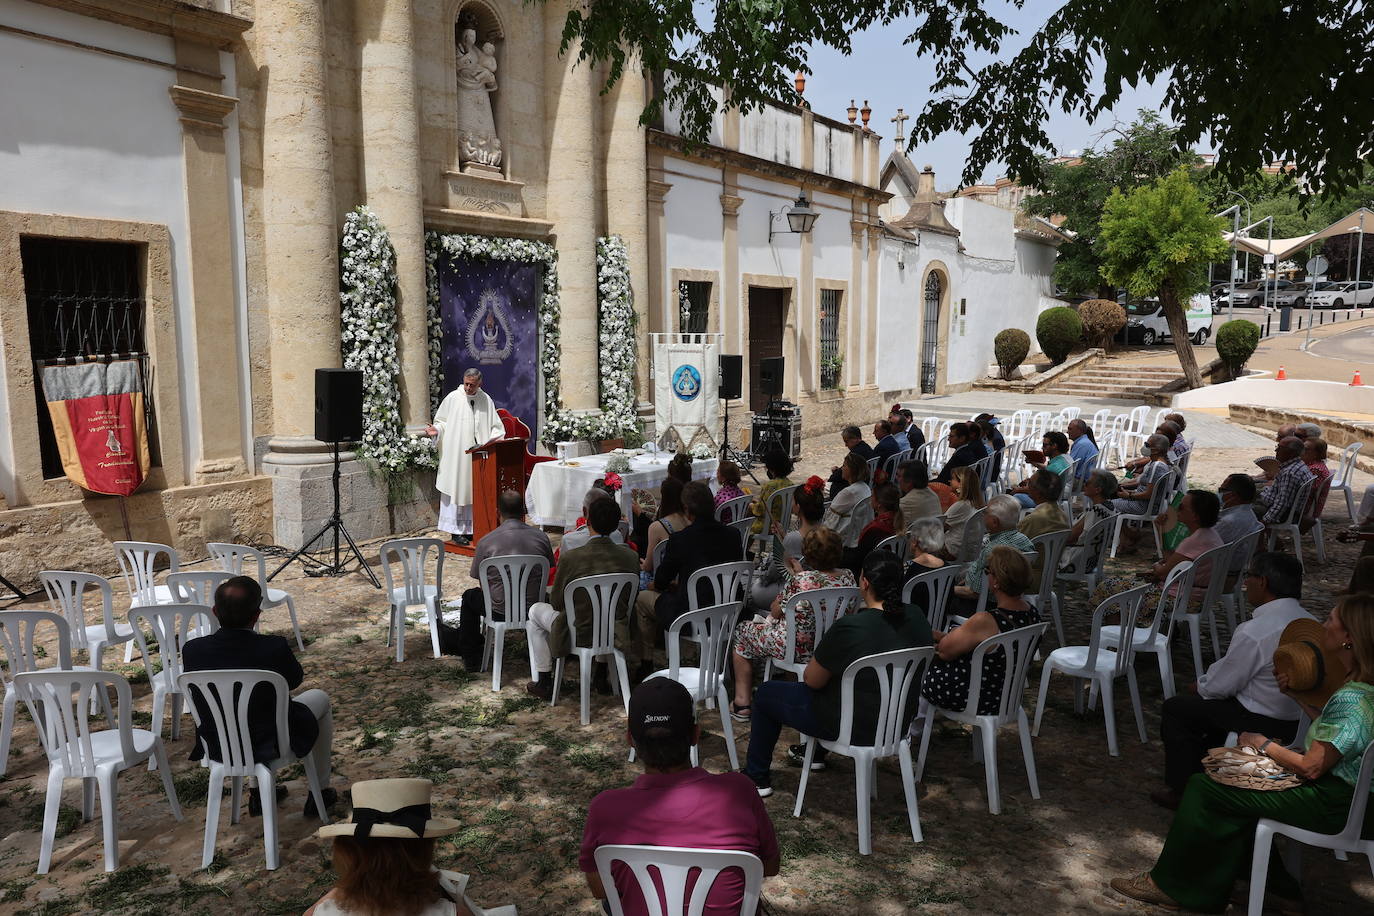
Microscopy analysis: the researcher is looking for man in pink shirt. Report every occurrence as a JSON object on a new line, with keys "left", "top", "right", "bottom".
{"left": 580, "top": 678, "right": 780, "bottom": 915}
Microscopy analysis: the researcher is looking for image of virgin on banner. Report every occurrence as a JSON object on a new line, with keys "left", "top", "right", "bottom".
{"left": 437, "top": 257, "right": 541, "bottom": 443}
{"left": 40, "top": 359, "right": 151, "bottom": 496}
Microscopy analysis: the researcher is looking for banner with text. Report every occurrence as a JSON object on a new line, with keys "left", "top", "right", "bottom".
{"left": 41, "top": 360, "right": 150, "bottom": 496}
{"left": 438, "top": 256, "right": 541, "bottom": 443}
{"left": 653, "top": 335, "right": 721, "bottom": 448}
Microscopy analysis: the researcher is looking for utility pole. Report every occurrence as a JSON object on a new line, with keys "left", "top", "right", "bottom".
{"left": 1216, "top": 204, "right": 1242, "bottom": 323}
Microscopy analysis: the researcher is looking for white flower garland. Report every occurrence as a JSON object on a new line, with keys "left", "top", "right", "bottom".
{"left": 339, "top": 206, "right": 436, "bottom": 472}
{"left": 423, "top": 230, "right": 640, "bottom": 446}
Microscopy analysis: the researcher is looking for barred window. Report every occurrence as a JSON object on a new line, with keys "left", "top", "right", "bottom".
{"left": 21, "top": 237, "right": 159, "bottom": 479}
{"left": 678, "top": 280, "right": 711, "bottom": 334}
{"left": 819, "top": 288, "right": 842, "bottom": 389}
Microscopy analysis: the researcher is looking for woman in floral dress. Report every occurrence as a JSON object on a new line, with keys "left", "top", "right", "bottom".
{"left": 729, "top": 526, "right": 855, "bottom": 719}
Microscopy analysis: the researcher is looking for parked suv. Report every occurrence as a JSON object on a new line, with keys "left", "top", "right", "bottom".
{"left": 1117, "top": 297, "right": 1213, "bottom": 346}
{"left": 1223, "top": 279, "right": 1293, "bottom": 309}
{"left": 1307, "top": 280, "right": 1374, "bottom": 308}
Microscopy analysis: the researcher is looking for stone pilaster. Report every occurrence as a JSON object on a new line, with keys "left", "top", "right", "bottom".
{"left": 646, "top": 170, "right": 672, "bottom": 341}
{"left": 866, "top": 222, "right": 882, "bottom": 387}
{"left": 849, "top": 217, "right": 866, "bottom": 390}
{"left": 543, "top": 1, "right": 600, "bottom": 410}
{"left": 356, "top": 0, "right": 429, "bottom": 427}
{"left": 603, "top": 61, "right": 650, "bottom": 402}
{"left": 799, "top": 191, "right": 814, "bottom": 395}
{"left": 720, "top": 188, "right": 744, "bottom": 355}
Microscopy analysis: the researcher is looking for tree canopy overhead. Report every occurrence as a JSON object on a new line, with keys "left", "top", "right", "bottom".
{"left": 553, "top": 0, "right": 1372, "bottom": 198}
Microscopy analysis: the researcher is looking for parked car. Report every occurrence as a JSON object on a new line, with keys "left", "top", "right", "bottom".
{"left": 1117, "top": 297, "right": 1213, "bottom": 346}
{"left": 1270, "top": 281, "right": 1326, "bottom": 308}
{"left": 1306, "top": 280, "right": 1374, "bottom": 309}
{"left": 1223, "top": 279, "right": 1293, "bottom": 309}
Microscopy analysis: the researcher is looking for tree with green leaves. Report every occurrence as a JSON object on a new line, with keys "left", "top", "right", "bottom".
{"left": 1023, "top": 111, "right": 1195, "bottom": 297}
{"left": 1098, "top": 169, "right": 1229, "bottom": 389}
{"left": 552, "top": 1, "right": 1372, "bottom": 199}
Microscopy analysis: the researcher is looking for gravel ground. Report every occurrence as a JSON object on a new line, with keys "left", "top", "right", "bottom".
{"left": 1, "top": 437, "right": 1371, "bottom": 915}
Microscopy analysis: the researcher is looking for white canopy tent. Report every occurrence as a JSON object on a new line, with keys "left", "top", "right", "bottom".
{"left": 1224, "top": 207, "right": 1373, "bottom": 262}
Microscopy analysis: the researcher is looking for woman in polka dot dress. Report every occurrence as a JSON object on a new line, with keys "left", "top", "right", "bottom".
{"left": 921, "top": 546, "right": 1039, "bottom": 716}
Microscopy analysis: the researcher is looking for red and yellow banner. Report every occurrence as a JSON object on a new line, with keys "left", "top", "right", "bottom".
{"left": 41, "top": 360, "right": 150, "bottom": 496}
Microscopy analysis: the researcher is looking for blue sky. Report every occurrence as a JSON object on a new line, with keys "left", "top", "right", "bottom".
{"left": 803, "top": 3, "right": 1180, "bottom": 190}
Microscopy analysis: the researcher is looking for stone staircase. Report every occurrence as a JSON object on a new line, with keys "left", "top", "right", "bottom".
{"left": 1038, "top": 364, "right": 1182, "bottom": 400}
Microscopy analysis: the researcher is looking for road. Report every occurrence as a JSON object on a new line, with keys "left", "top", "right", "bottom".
{"left": 1309, "top": 323, "right": 1374, "bottom": 364}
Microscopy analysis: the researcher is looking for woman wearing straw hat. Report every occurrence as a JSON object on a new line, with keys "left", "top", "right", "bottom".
{"left": 306, "top": 779, "right": 515, "bottom": 916}
{"left": 1111, "top": 594, "right": 1374, "bottom": 914}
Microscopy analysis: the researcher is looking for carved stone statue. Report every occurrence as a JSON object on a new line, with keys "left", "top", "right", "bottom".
{"left": 455, "top": 26, "right": 501, "bottom": 172}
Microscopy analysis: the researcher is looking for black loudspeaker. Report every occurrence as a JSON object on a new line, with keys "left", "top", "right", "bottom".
{"left": 759, "top": 357, "right": 784, "bottom": 396}
{"left": 719, "top": 355, "right": 743, "bottom": 400}
{"left": 315, "top": 368, "right": 364, "bottom": 443}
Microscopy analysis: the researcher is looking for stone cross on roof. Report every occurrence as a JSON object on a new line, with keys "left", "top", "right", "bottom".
{"left": 890, "top": 108, "right": 909, "bottom": 153}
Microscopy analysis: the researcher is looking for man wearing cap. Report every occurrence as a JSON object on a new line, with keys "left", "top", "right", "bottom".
{"left": 580, "top": 679, "right": 780, "bottom": 914}
{"left": 184, "top": 576, "right": 337, "bottom": 817}
{"left": 1151, "top": 552, "right": 1314, "bottom": 810}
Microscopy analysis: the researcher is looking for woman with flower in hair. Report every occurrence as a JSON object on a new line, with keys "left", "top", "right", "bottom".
{"left": 730, "top": 526, "right": 856, "bottom": 720}
{"left": 752, "top": 475, "right": 827, "bottom": 610}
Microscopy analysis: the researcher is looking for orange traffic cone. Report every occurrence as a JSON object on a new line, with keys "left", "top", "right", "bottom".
{"left": 1353, "top": 370, "right": 1364, "bottom": 386}
{"left": 1276, "top": 365, "right": 1287, "bottom": 380}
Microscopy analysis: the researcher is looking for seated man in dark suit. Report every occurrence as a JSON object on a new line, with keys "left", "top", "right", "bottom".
{"left": 183, "top": 576, "right": 336, "bottom": 817}
{"left": 935, "top": 422, "right": 988, "bottom": 485}
{"left": 871, "top": 419, "right": 903, "bottom": 469}
{"left": 458, "top": 489, "right": 554, "bottom": 669}
{"left": 527, "top": 497, "right": 640, "bottom": 700}
{"left": 632, "top": 481, "right": 744, "bottom": 681}
{"left": 890, "top": 406, "right": 925, "bottom": 453}
{"left": 828, "top": 425, "right": 874, "bottom": 499}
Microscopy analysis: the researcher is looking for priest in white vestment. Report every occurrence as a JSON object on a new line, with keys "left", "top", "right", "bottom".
{"left": 425, "top": 368, "right": 505, "bottom": 544}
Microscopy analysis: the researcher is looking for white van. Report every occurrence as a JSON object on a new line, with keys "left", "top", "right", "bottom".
{"left": 1118, "top": 296, "right": 1212, "bottom": 346}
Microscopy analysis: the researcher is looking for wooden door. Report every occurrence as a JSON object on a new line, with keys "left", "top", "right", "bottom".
{"left": 748, "top": 287, "right": 786, "bottom": 412}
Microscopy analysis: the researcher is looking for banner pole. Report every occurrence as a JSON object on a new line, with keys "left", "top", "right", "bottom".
{"left": 117, "top": 496, "right": 133, "bottom": 541}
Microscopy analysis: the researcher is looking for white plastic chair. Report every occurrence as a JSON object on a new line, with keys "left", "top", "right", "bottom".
{"left": 1100, "top": 562, "right": 1196, "bottom": 700}
{"left": 166, "top": 570, "right": 232, "bottom": 606}
{"left": 901, "top": 564, "right": 963, "bottom": 633}
{"left": 915, "top": 623, "right": 1049, "bottom": 814}
{"left": 1027, "top": 529, "right": 1071, "bottom": 645}
{"left": 1058, "top": 511, "right": 1118, "bottom": 595}
{"left": 476, "top": 553, "right": 548, "bottom": 691}
{"left": 549, "top": 573, "right": 636, "bottom": 725}
{"left": 208, "top": 543, "right": 306, "bottom": 650}
{"left": 649, "top": 539, "right": 669, "bottom": 575}
{"left": 592, "top": 845, "right": 764, "bottom": 916}
{"left": 955, "top": 507, "right": 987, "bottom": 564}
{"left": 794, "top": 647, "right": 935, "bottom": 854}
{"left": 866, "top": 456, "right": 880, "bottom": 481}
{"left": 1032, "top": 585, "right": 1151, "bottom": 757}
{"left": 872, "top": 533, "right": 910, "bottom": 561}
{"left": 178, "top": 668, "right": 328, "bottom": 870}
{"left": 380, "top": 537, "right": 446, "bottom": 664}
{"left": 642, "top": 603, "right": 741, "bottom": 770}
{"left": 714, "top": 493, "right": 752, "bottom": 527}
{"left": 1266, "top": 476, "right": 1315, "bottom": 570}
{"left": 130, "top": 604, "right": 217, "bottom": 743}
{"left": 763, "top": 586, "right": 863, "bottom": 679}
{"left": 1187, "top": 539, "right": 1238, "bottom": 668}
{"left": 1125, "top": 405, "right": 1151, "bottom": 454}
{"left": 884, "top": 448, "right": 913, "bottom": 481}
{"left": 1109, "top": 468, "right": 1178, "bottom": 559}
{"left": 920, "top": 415, "right": 943, "bottom": 443}
{"left": 1303, "top": 476, "right": 1332, "bottom": 565}
{"left": 686, "top": 561, "right": 754, "bottom": 613}
{"left": 1330, "top": 441, "right": 1364, "bottom": 523}
{"left": 1219, "top": 529, "right": 1265, "bottom": 632}
{"left": 1089, "top": 408, "right": 1111, "bottom": 440}
{"left": 18, "top": 669, "right": 182, "bottom": 873}
{"left": 1247, "top": 740, "right": 1374, "bottom": 915}
{"left": 114, "top": 540, "right": 179, "bottom": 660}
{"left": 39, "top": 571, "right": 133, "bottom": 682}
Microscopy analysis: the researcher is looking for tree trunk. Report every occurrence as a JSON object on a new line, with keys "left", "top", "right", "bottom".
{"left": 1160, "top": 284, "right": 1203, "bottom": 389}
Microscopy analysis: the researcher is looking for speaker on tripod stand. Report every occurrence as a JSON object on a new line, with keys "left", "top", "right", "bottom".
{"left": 717, "top": 355, "right": 758, "bottom": 483}
{"left": 269, "top": 368, "right": 380, "bottom": 588}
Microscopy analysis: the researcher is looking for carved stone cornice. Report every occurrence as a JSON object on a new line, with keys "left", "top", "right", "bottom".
{"left": 168, "top": 85, "right": 237, "bottom": 132}
{"left": 647, "top": 179, "right": 673, "bottom": 205}
{"left": 720, "top": 194, "right": 744, "bottom": 217}
{"left": 849, "top": 218, "right": 868, "bottom": 244}
{"left": 27, "top": 0, "right": 251, "bottom": 49}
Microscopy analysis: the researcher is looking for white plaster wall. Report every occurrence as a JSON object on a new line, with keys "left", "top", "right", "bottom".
{"left": 876, "top": 236, "right": 924, "bottom": 393}
{"left": 1173, "top": 378, "right": 1374, "bottom": 413}
{"left": 662, "top": 160, "right": 724, "bottom": 330}
{"left": 661, "top": 81, "right": 724, "bottom": 147}
{"left": 738, "top": 105, "right": 802, "bottom": 169}
{"left": 944, "top": 196, "right": 1015, "bottom": 261}
{"left": 0, "top": 0, "right": 200, "bottom": 481}
{"left": 812, "top": 123, "right": 853, "bottom": 181}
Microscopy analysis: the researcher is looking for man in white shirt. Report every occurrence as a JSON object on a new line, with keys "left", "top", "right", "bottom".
{"left": 1152, "top": 552, "right": 1312, "bottom": 810}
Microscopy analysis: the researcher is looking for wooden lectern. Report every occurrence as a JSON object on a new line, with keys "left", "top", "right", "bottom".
{"left": 445, "top": 438, "right": 527, "bottom": 556}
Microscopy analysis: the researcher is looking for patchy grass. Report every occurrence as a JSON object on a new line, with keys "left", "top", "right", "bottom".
{"left": 402, "top": 752, "right": 463, "bottom": 783}
{"left": 380, "top": 691, "right": 435, "bottom": 730}
{"left": 172, "top": 767, "right": 212, "bottom": 807}
{"left": 24, "top": 803, "right": 80, "bottom": 839}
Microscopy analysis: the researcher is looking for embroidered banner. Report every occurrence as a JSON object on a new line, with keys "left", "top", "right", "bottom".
{"left": 438, "top": 257, "right": 540, "bottom": 443}
{"left": 653, "top": 335, "right": 721, "bottom": 448}
{"left": 40, "top": 360, "right": 150, "bottom": 496}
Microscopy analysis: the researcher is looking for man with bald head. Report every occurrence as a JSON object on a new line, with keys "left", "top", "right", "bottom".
{"left": 1275, "top": 424, "right": 1298, "bottom": 442}
{"left": 1255, "top": 437, "right": 1314, "bottom": 527}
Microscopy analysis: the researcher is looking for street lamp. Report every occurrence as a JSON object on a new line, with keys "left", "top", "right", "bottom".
{"left": 769, "top": 192, "right": 820, "bottom": 242}
{"left": 1215, "top": 203, "right": 1242, "bottom": 322}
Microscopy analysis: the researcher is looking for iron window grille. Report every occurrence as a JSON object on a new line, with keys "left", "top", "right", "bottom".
{"left": 819, "top": 288, "right": 842, "bottom": 389}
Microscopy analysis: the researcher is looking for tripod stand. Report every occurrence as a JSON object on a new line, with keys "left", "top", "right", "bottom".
{"left": 0, "top": 571, "right": 27, "bottom": 603}
{"left": 269, "top": 441, "right": 381, "bottom": 588}
{"left": 719, "top": 395, "right": 760, "bottom": 484}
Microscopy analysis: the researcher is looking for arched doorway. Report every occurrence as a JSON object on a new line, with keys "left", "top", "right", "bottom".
{"left": 920, "top": 271, "right": 943, "bottom": 393}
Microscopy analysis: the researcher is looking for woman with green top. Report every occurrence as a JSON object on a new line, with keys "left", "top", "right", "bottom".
{"left": 1111, "top": 593, "right": 1374, "bottom": 913}
{"left": 749, "top": 448, "right": 795, "bottom": 536}
{"left": 1011, "top": 431, "right": 1071, "bottom": 509}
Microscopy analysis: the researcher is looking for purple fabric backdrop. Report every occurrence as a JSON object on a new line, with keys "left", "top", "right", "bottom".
{"left": 438, "top": 257, "right": 541, "bottom": 442}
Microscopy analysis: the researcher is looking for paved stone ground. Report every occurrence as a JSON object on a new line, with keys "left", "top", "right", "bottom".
{"left": 1, "top": 407, "right": 1372, "bottom": 914}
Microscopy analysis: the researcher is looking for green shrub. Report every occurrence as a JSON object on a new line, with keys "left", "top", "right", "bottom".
{"left": 1216, "top": 319, "right": 1261, "bottom": 379}
{"left": 1036, "top": 307, "right": 1084, "bottom": 364}
{"left": 994, "top": 328, "right": 1031, "bottom": 379}
{"left": 1077, "top": 298, "right": 1126, "bottom": 349}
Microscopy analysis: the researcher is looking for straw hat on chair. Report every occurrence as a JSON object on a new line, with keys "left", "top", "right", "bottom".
{"left": 1272, "top": 619, "right": 1347, "bottom": 710}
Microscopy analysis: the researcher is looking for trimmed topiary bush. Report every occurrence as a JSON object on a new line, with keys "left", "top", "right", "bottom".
{"left": 1036, "top": 306, "right": 1084, "bottom": 364}
{"left": 1216, "top": 319, "right": 1261, "bottom": 380}
{"left": 994, "top": 328, "right": 1031, "bottom": 379}
{"left": 1078, "top": 298, "right": 1127, "bottom": 350}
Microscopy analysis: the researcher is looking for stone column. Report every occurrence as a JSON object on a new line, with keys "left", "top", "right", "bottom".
{"left": 849, "top": 216, "right": 866, "bottom": 390}
{"left": 720, "top": 184, "right": 744, "bottom": 355}
{"left": 544, "top": 2, "right": 600, "bottom": 411}
{"left": 356, "top": 0, "right": 429, "bottom": 427}
{"left": 646, "top": 165, "right": 672, "bottom": 339}
{"left": 602, "top": 61, "right": 650, "bottom": 402}
{"left": 168, "top": 36, "right": 248, "bottom": 482}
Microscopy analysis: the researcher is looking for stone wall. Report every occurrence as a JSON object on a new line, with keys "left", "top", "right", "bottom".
{"left": 0, "top": 477, "right": 272, "bottom": 588}
{"left": 1228, "top": 404, "right": 1374, "bottom": 473}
